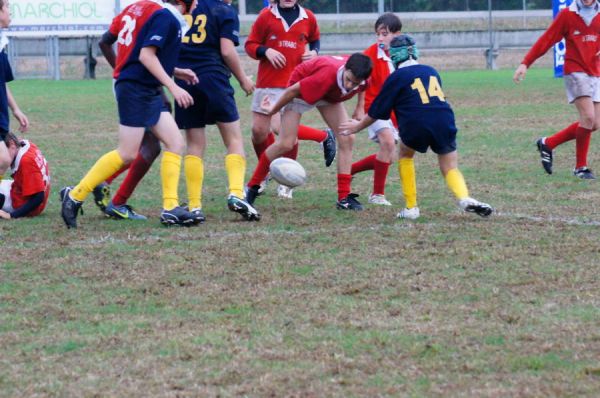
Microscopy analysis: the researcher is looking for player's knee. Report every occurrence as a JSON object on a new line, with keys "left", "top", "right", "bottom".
{"left": 0, "top": 156, "right": 9, "bottom": 172}
{"left": 251, "top": 125, "right": 270, "bottom": 142}
{"left": 580, "top": 114, "right": 595, "bottom": 129}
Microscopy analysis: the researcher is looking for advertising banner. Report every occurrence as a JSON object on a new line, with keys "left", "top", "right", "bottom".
{"left": 553, "top": 0, "right": 573, "bottom": 78}
{"left": 8, "top": 0, "right": 115, "bottom": 36}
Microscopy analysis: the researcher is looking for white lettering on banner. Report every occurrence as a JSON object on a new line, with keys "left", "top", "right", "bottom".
{"left": 8, "top": 0, "right": 114, "bottom": 36}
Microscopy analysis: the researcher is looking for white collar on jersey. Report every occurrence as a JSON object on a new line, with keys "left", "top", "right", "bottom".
{"left": 377, "top": 45, "right": 395, "bottom": 75}
{"left": 396, "top": 59, "right": 419, "bottom": 70}
{"left": 336, "top": 65, "right": 364, "bottom": 95}
{"left": 157, "top": 1, "right": 190, "bottom": 36}
{"left": 10, "top": 139, "right": 30, "bottom": 175}
{"left": 571, "top": 0, "right": 600, "bottom": 26}
{"left": 270, "top": 4, "right": 308, "bottom": 32}
{"left": 0, "top": 30, "right": 9, "bottom": 52}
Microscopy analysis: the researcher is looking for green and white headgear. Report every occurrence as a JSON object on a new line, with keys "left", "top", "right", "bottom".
{"left": 389, "top": 34, "right": 419, "bottom": 68}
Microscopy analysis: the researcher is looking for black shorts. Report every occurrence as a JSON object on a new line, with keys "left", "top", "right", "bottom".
{"left": 400, "top": 110, "right": 457, "bottom": 155}
{"left": 174, "top": 71, "right": 239, "bottom": 129}
{"left": 115, "top": 81, "right": 169, "bottom": 128}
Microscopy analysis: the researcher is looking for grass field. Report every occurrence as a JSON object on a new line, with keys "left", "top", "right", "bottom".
{"left": 1, "top": 68, "right": 600, "bottom": 397}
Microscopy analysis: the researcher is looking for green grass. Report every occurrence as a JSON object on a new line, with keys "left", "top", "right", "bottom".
{"left": 1, "top": 68, "right": 600, "bottom": 396}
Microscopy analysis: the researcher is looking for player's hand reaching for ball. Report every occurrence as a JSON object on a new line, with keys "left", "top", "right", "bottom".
{"left": 170, "top": 85, "right": 194, "bottom": 109}
{"left": 266, "top": 48, "right": 286, "bottom": 69}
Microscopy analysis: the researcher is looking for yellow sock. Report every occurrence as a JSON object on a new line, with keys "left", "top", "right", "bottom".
{"left": 71, "top": 150, "right": 124, "bottom": 202}
{"left": 161, "top": 151, "right": 182, "bottom": 210}
{"left": 399, "top": 157, "right": 417, "bottom": 209}
{"left": 445, "top": 168, "right": 469, "bottom": 200}
{"left": 225, "top": 153, "right": 245, "bottom": 198}
{"left": 184, "top": 155, "right": 203, "bottom": 209}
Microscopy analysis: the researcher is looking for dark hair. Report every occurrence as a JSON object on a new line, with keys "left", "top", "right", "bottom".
{"left": 345, "top": 53, "right": 373, "bottom": 80}
{"left": 375, "top": 13, "right": 402, "bottom": 33}
{"left": 3, "top": 132, "right": 21, "bottom": 148}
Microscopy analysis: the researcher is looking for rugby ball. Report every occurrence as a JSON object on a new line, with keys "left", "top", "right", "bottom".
{"left": 269, "top": 158, "right": 307, "bottom": 188}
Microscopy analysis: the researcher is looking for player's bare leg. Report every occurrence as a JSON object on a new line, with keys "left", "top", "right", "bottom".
{"left": 369, "top": 128, "right": 396, "bottom": 206}
{"left": 571, "top": 96, "right": 597, "bottom": 179}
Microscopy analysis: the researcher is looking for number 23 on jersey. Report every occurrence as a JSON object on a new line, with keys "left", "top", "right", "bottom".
{"left": 183, "top": 14, "right": 207, "bottom": 44}
{"left": 411, "top": 76, "right": 446, "bottom": 104}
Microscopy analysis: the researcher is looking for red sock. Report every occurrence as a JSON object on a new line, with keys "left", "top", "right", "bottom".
{"left": 248, "top": 151, "right": 273, "bottom": 187}
{"left": 575, "top": 126, "right": 593, "bottom": 169}
{"left": 373, "top": 159, "right": 391, "bottom": 195}
{"left": 283, "top": 142, "right": 299, "bottom": 160}
{"left": 298, "top": 125, "right": 327, "bottom": 142}
{"left": 337, "top": 174, "right": 352, "bottom": 200}
{"left": 105, "top": 164, "right": 130, "bottom": 185}
{"left": 351, "top": 154, "right": 377, "bottom": 175}
{"left": 111, "top": 153, "right": 152, "bottom": 206}
{"left": 545, "top": 122, "right": 578, "bottom": 149}
{"left": 252, "top": 132, "right": 275, "bottom": 158}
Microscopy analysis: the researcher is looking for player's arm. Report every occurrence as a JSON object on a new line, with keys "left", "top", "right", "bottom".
{"left": 264, "top": 82, "right": 301, "bottom": 116}
{"left": 139, "top": 46, "right": 194, "bottom": 108}
{"left": 221, "top": 37, "right": 255, "bottom": 95}
{"left": 98, "top": 30, "right": 117, "bottom": 69}
{"left": 0, "top": 191, "right": 44, "bottom": 219}
{"left": 339, "top": 114, "right": 375, "bottom": 136}
{"left": 352, "top": 91, "right": 366, "bottom": 120}
{"left": 7, "top": 88, "right": 28, "bottom": 133}
{"left": 514, "top": 11, "right": 566, "bottom": 83}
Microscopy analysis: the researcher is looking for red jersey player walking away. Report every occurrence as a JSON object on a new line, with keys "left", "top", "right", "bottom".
{"left": 0, "top": 133, "right": 50, "bottom": 220}
{"left": 245, "top": 0, "right": 336, "bottom": 199}
{"left": 514, "top": 0, "right": 600, "bottom": 180}
{"left": 60, "top": 0, "right": 199, "bottom": 229}
{"left": 245, "top": 54, "right": 373, "bottom": 211}
{"left": 351, "top": 13, "right": 403, "bottom": 206}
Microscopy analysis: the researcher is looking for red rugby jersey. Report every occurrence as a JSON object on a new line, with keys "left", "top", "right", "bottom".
{"left": 522, "top": 2, "right": 600, "bottom": 76}
{"left": 363, "top": 43, "right": 398, "bottom": 127}
{"left": 288, "top": 56, "right": 368, "bottom": 105}
{"left": 10, "top": 141, "right": 50, "bottom": 217}
{"left": 245, "top": 5, "right": 320, "bottom": 88}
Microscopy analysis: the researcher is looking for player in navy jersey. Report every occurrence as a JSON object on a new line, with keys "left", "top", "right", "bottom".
{"left": 61, "top": 0, "right": 199, "bottom": 228}
{"left": 175, "top": 0, "right": 260, "bottom": 222}
{"left": 0, "top": 0, "right": 29, "bottom": 185}
{"left": 341, "top": 35, "right": 493, "bottom": 220}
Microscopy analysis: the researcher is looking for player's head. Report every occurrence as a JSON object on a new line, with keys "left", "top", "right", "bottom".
{"left": 0, "top": 0, "right": 11, "bottom": 29}
{"left": 342, "top": 53, "right": 373, "bottom": 91}
{"left": 2, "top": 132, "right": 22, "bottom": 160}
{"left": 389, "top": 34, "right": 419, "bottom": 68}
{"left": 375, "top": 13, "right": 402, "bottom": 51}
{"left": 166, "top": 0, "right": 196, "bottom": 14}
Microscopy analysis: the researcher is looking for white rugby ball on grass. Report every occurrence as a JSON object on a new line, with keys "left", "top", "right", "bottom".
{"left": 269, "top": 158, "right": 307, "bottom": 188}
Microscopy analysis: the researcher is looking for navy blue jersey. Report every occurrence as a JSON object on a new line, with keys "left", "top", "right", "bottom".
{"left": 112, "top": 4, "right": 182, "bottom": 87}
{"left": 177, "top": 0, "right": 240, "bottom": 76}
{"left": 0, "top": 50, "right": 14, "bottom": 132}
{"left": 368, "top": 63, "right": 457, "bottom": 136}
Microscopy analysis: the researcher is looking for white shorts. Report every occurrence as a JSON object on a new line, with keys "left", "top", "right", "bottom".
{"left": 283, "top": 98, "right": 332, "bottom": 114}
{"left": 251, "top": 88, "right": 285, "bottom": 114}
{"left": 564, "top": 73, "right": 600, "bottom": 103}
{"left": 0, "top": 179, "right": 14, "bottom": 212}
{"left": 367, "top": 119, "right": 399, "bottom": 143}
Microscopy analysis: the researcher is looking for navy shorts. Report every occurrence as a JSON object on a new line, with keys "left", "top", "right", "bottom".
{"left": 175, "top": 72, "right": 239, "bottom": 129}
{"left": 400, "top": 110, "right": 457, "bottom": 155}
{"left": 0, "top": 128, "right": 7, "bottom": 141}
{"left": 115, "top": 81, "right": 169, "bottom": 128}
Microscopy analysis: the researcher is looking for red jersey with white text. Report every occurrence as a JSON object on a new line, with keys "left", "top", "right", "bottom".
{"left": 10, "top": 141, "right": 50, "bottom": 217}
{"left": 109, "top": 0, "right": 183, "bottom": 86}
{"left": 522, "top": 2, "right": 600, "bottom": 76}
{"left": 245, "top": 5, "right": 319, "bottom": 88}
{"left": 363, "top": 43, "right": 398, "bottom": 127}
{"left": 288, "top": 56, "right": 368, "bottom": 105}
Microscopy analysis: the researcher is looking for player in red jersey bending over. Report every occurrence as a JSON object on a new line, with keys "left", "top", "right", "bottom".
{"left": 245, "top": 0, "right": 336, "bottom": 199}
{"left": 514, "top": 0, "right": 600, "bottom": 180}
{"left": 245, "top": 54, "right": 373, "bottom": 211}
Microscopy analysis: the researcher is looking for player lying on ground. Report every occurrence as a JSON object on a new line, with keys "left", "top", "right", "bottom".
{"left": 514, "top": 0, "right": 599, "bottom": 180}
{"left": 340, "top": 35, "right": 493, "bottom": 220}
{"left": 0, "top": 133, "right": 50, "bottom": 220}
